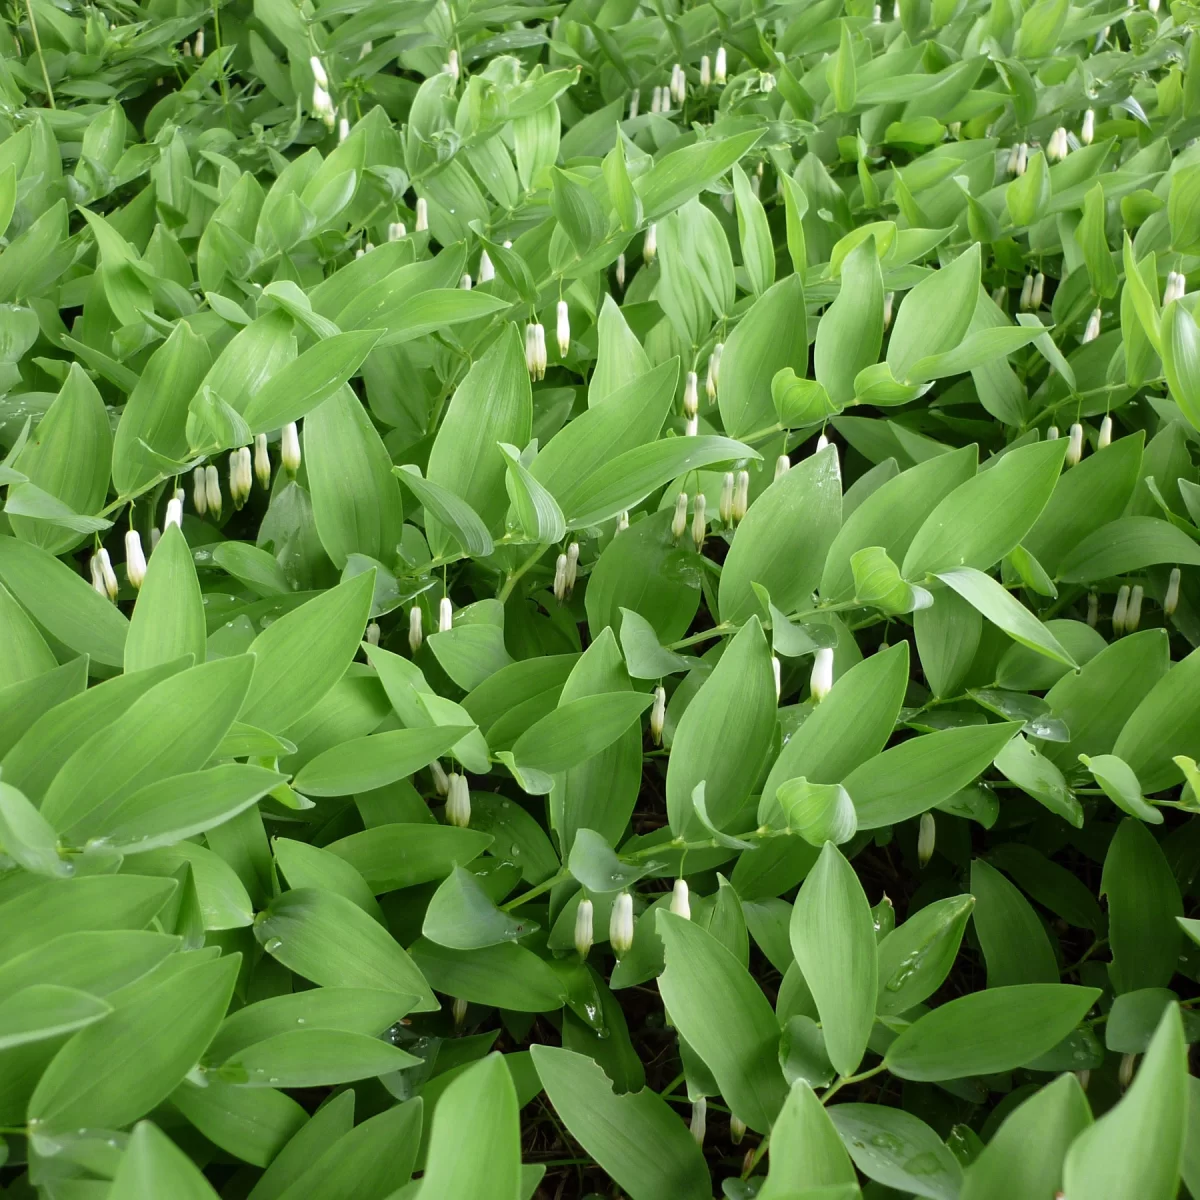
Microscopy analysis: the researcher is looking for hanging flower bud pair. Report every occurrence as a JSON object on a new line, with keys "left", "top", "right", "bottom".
{"left": 228, "top": 446, "right": 253, "bottom": 507}
{"left": 1164, "top": 271, "right": 1187, "bottom": 304}
{"left": 445, "top": 772, "right": 471, "bottom": 827}
{"left": 90, "top": 548, "right": 119, "bottom": 601}
{"left": 525, "top": 323, "right": 547, "bottom": 380}
{"left": 553, "top": 543, "right": 580, "bottom": 602}
{"left": 1046, "top": 126, "right": 1069, "bottom": 162}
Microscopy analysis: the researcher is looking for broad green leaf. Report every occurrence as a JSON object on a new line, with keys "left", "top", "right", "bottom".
{"left": 221, "top": 1029, "right": 418, "bottom": 1087}
{"left": 760, "top": 1081, "right": 858, "bottom": 1197}
{"left": 511, "top": 692, "right": 651, "bottom": 775}
{"left": 828, "top": 1104, "right": 963, "bottom": 1200}
{"left": 1056, "top": 516, "right": 1200, "bottom": 582}
{"left": 0, "top": 984, "right": 111, "bottom": 1050}
{"left": 499, "top": 442, "right": 566, "bottom": 543}
{"left": 778, "top": 778, "right": 857, "bottom": 846}
{"left": 876, "top": 895, "right": 974, "bottom": 1016}
{"left": 423, "top": 867, "right": 538, "bottom": 949}
{"left": 394, "top": 465, "right": 494, "bottom": 557}
{"left": 789, "top": 842, "right": 877, "bottom": 1078}
{"left": 886, "top": 244, "right": 980, "bottom": 383}
{"left": 656, "top": 910, "right": 788, "bottom": 1131}
{"left": 325, "top": 823, "right": 493, "bottom": 892}
{"left": 292, "top": 726, "right": 472, "bottom": 797}
{"left": 634, "top": 131, "right": 763, "bottom": 221}
{"left": 171, "top": 1077, "right": 307, "bottom": 1167}
{"left": 971, "top": 858, "right": 1058, "bottom": 986}
{"left": 110, "top": 1121, "right": 222, "bottom": 1200}
{"left": 1113, "top": 645, "right": 1200, "bottom": 792}
{"left": 125, "top": 524, "right": 206, "bottom": 673}
{"left": 411, "top": 939, "right": 566, "bottom": 1011}
{"left": 814, "top": 224, "right": 884, "bottom": 410}
{"left": 1081, "top": 753, "right": 1160, "bottom": 823}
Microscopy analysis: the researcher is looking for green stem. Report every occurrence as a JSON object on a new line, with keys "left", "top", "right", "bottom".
{"left": 23, "top": 0, "right": 54, "bottom": 108}
{"left": 497, "top": 544, "right": 547, "bottom": 603}
{"left": 821, "top": 1062, "right": 887, "bottom": 1106}
{"left": 500, "top": 868, "right": 569, "bottom": 911}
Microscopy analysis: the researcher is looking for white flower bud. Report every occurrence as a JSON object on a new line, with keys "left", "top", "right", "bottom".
{"left": 659, "top": 86, "right": 670, "bottom": 115}
{"left": 281, "top": 422, "right": 301, "bottom": 475}
{"left": 1113, "top": 584, "right": 1130, "bottom": 635}
{"left": 96, "top": 547, "right": 119, "bottom": 600}
{"left": 236, "top": 447, "right": 252, "bottom": 504}
{"left": 1047, "top": 425, "right": 1059, "bottom": 440}
{"left": 310, "top": 56, "right": 328, "bottom": 88}
{"left": 691, "top": 493, "right": 707, "bottom": 551}
{"left": 415, "top": 196, "right": 428, "bottom": 232}
{"left": 1066, "top": 422, "right": 1084, "bottom": 467}
{"left": 883, "top": 292, "right": 894, "bottom": 330}
{"left": 194, "top": 28, "right": 204, "bottom": 56}
{"left": 628, "top": 90, "right": 640, "bottom": 120}
{"left": 1126, "top": 584, "right": 1143, "bottom": 632}
{"left": 460, "top": 273, "right": 472, "bottom": 290}
{"left": 700, "top": 55, "right": 711, "bottom": 87}
{"left": 730, "top": 1116, "right": 746, "bottom": 1145}
{"left": 1096, "top": 414, "right": 1113, "bottom": 450}
{"left": 610, "top": 891, "right": 634, "bottom": 956}
{"left": 388, "top": 221, "right": 406, "bottom": 241}
{"left": 438, "top": 596, "right": 453, "bottom": 632}
{"left": 430, "top": 759, "right": 449, "bottom": 795}
{"left": 774, "top": 453, "right": 791, "bottom": 481}
{"left": 616, "top": 510, "right": 630, "bottom": 532}
{"left": 525, "top": 323, "right": 547, "bottom": 380}
{"left": 312, "top": 84, "right": 335, "bottom": 127}
{"left": 772, "top": 654, "right": 781, "bottom": 701}
{"left": 503, "top": 240, "right": 512, "bottom": 249}
{"left": 89, "top": 553, "right": 108, "bottom": 598}
{"left": 125, "top": 530, "right": 147, "bottom": 590}
{"left": 1081, "top": 108, "right": 1095, "bottom": 145}
{"left": 1019, "top": 274, "right": 1034, "bottom": 312}
{"left": 816, "top": 433, "right": 829, "bottom": 452}
{"left": 811, "top": 647, "right": 834, "bottom": 702}
{"left": 553, "top": 552, "right": 569, "bottom": 603}
{"left": 1165, "top": 567, "right": 1181, "bottom": 616}
{"left": 250, "top": 434, "right": 270, "bottom": 490}
{"left": 1047, "top": 127, "right": 1067, "bottom": 162}
{"left": 651, "top": 86, "right": 662, "bottom": 114}
{"left": 893, "top": 0, "right": 900, "bottom": 16}
{"left": 643, "top": 223, "right": 657, "bottom": 265}
{"left": 1087, "top": 592, "right": 1099, "bottom": 627}
{"left": 732, "top": 470, "right": 750, "bottom": 523}
{"left": 1076, "top": 1069, "right": 1091, "bottom": 1091}
{"left": 873, "top": 4, "right": 882, "bottom": 20}
{"left": 683, "top": 370, "right": 699, "bottom": 418}
{"left": 719, "top": 472, "right": 735, "bottom": 525}
{"left": 918, "top": 811, "right": 936, "bottom": 867}
{"left": 445, "top": 48, "right": 459, "bottom": 81}
{"left": 715, "top": 45, "right": 727, "bottom": 84}
{"left": 1165, "top": 271, "right": 1186, "bottom": 304}
{"left": 650, "top": 685, "right": 666, "bottom": 745}
{"left": 1148, "top": 0, "right": 1159, "bottom": 13}
{"left": 1032, "top": 272, "right": 1046, "bottom": 308}
{"left": 1007, "top": 143, "right": 1021, "bottom": 176}
{"left": 669, "top": 878, "right": 690, "bottom": 919}
{"left": 228, "top": 450, "right": 242, "bottom": 506}
{"left": 408, "top": 603, "right": 423, "bottom": 653}
{"left": 445, "top": 772, "right": 471, "bottom": 828}
{"left": 574, "top": 898, "right": 594, "bottom": 959}
{"left": 164, "top": 497, "right": 183, "bottom": 529}
{"left": 338, "top": 116, "right": 350, "bottom": 143}
{"left": 557, "top": 300, "right": 571, "bottom": 357}
{"left": 452, "top": 996, "right": 468, "bottom": 1027}
{"left": 192, "top": 465, "right": 208, "bottom": 515}
{"left": 479, "top": 249, "right": 494, "bottom": 282}
{"left": 691, "top": 1097, "right": 707, "bottom": 1146}
{"left": 363, "top": 621, "right": 380, "bottom": 647}
{"left": 205, "top": 464, "right": 222, "bottom": 519}
{"left": 1083, "top": 307, "right": 1102, "bottom": 343}
{"left": 565, "top": 541, "right": 580, "bottom": 593}
{"left": 615, "top": 253, "right": 626, "bottom": 290}
{"left": 992, "top": 285, "right": 1007, "bottom": 309}
{"left": 705, "top": 353, "right": 718, "bottom": 401}
{"left": 671, "top": 491, "right": 689, "bottom": 542}
{"left": 1016, "top": 143, "right": 1028, "bottom": 176}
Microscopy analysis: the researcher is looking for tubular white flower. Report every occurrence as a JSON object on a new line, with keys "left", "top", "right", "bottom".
{"left": 1019, "top": 274, "right": 1034, "bottom": 312}
{"left": 338, "top": 116, "right": 350, "bottom": 143}
{"left": 164, "top": 496, "right": 183, "bottom": 529}
{"left": 1007, "top": 143, "right": 1021, "bottom": 176}
{"left": 1087, "top": 591, "right": 1099, "bottom": 627}
{"left": 388, "top": 221, "right": 406, "bottom": 240}
{"left": 1083, "top": 308, "right": 1102, "bottom": 343}
{"left": 719, "top": 472, "right": 735, "bottom": 524}
{"left": 1047, "top": 126, "right": 1067, "bottom": 162}
{"left": 365, "top": 622, "right": 380, "bottom": 646}
{"left": 671, "top": 491, "right": 689, "bottom": 542}
{"left": 194, "top": 28, "right": 204, "bottom": 56}
{"left": 918, "top": 811, "right": 936, "bottom": 867}
{"left": 883, "top": 291, "right": 894, "bottom": 330}
{"left": 651, "top": 86, "right": 662, "bottom": 114}
{"left": 438, "top": 596, "right": 453, "bottom": 632}
{"left": 1165, "top": 567, "right": 1181, "bottom": 616}
{"left": 452, "top": 996, "right": 468, "bottom": 1027}
{"left": 1081, "top": 108, "right": 1095, "bottom": 145}
{"left": 1016, "top": 142, "right": 1028, "bottom": 176}
{"left": 700, "top": 55, "right": 711, "bottom": 87}
{"left": 360, "top": 40, "right": 372, "bottom": 57}
{"left": 97, "top": 547, "right": 119, "bottom": 600}
{"left": 628, "top": 90, "right": 639, "bottom": 119}
{"left": 125, "top": 530, "right": 147, "bottom": 590}
{"left": 254, "top": 433, "right": 271, "bottom": 489}
{"left": 415, "top": 196, "right": 428, "bottom": 232}
{"left": 205, "top": 464, "right": 222, "bottom": 519}
{"left": 671, "top": 63, "right": 685, "bottom": 105}
{"left": 774, "top": 453, "right": 791, "bottom": 481}
{"left": 1126, "top": 584, "right": 1144, "bottom": 632}
{"left": 89, "top": 554, "right": 107, "bottom": 598}
{"left": 557, "top": 300, "right": 571, "bottom": 357}
{"left": 1032, "top": 271, "right": 1046, "bottom": 308}
{"left": 430, "top": 759, "right": 449, "bottom": 795}
{"left": 1046, "top": 425, "right": 1060, "bottom": 441}
{"left": 691, "top": 493, "right": 707, "bottom": 551}
{"left": 460, "top": 273, "right": 472, "bottom": 290}
{"left": 1113, "top": 584, "right": 1130, "bottom": 635}
{"left": 992, "top": 285, "right": 1007, "bottom": 309}
{"left": 446, "top": 48, "right": 460, "bottom": 80}
{"left": 616, "top": 510, "right": 630, "bottom": 531}
{"left": 610, "top": 891, "right": 634, "bottom": 956}
{"left": 685, "top": 414, "right": 698, "bottom": 437}
{"left": 669, "top": 878, "right": 690, "bottom": 919}
{"left": 574, "top": 898, "right": 594, "bottom": 959}
{"left": 312, "top": 84, "right": 335, "bottom": 128}
{"left": 733, "top": 470, "right": 750, "bottom": 523}
{"left": 650, "top": 685, "right": 666, "bottom": 745}
{"left": 1148, "top": 0, "right": 1159, "bottom": 13}
{"left": 730, "top": 1116, "right": 746, "bottom": 1145}
{"left": 690, "top": 1097, "right": 707, "bottom": 1147}
{"left": 816, "top": 433, "right": 829, "bottom": 452}
{"left": 408, "top": 603, "right": 424, "bottom": 653}
{"left": 535, "top": 323, "right": 548, "bottom": 379}
{"left": 644, "top": 223, "right": 657, "bottom": 264}
{"left": 553, "top": 552, "right": 569, "bottom": 603}
{"left": 565, "top": 541, "right": 580, "bottom": 593}
{"left": 1098, "top": 415, "right": 1113, "bottom": 449}
{"left": 811, "top": 647, "right": 834, "bottom": 703}
{"left": 683, "top": 370, "right": 699, "bottom": 419}
{"left": 192, "top": 465, "right": 208, "bottom": 515}
{"left": 445, "top": 772, "right": 471, "bottom": 827}
{"left": 772, "top": 655, "right": 781, "bottom": 701}
{"left": 1119, "top": 1052, "right": 1136, "bottom": 1088}
{"left": 281, "top": 422, "right": 301, "bottom": 474}
{"left": 715, "top": 45, "right": 727, "bottom": 84}
{"left": 479, "top": 249, "right": 494, "bottom": 282}
{"left": 615, "top": 252, "right": 626, "bottom": 290}
{"left": 1066, "top": 422, "right": 1084, "bottom": 467}
{"left": 309, "top": 55, "right": 328, "bottom": 89}
{"left": 873, "top": 4, "right": 882, "bottom": 20}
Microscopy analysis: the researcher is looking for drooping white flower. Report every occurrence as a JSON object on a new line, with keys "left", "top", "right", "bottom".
{"left": 628, "top": 91, "right": 640, "bottom": 120}
{"left": 810, "top": 647, "right": 834, "bottom": 702}
{"left": 615, "top": 253, "right": 626, "bottom": 291}
{"left": 565, "top": 542, "right": 580, "bottom": 594}
{"left": 192, "top": 465, "right": 208, "bottom": 515}
{"left": 1113, "top": 584, "right": 1130, "bottom": 635}
{"left": 575, "top": 898, "right": 594, "bottom": 959}
{"left": 1098, "top": 415, "right": 1113, "bottom": 450}
{"left": 650, "top": 686, "right": 666, "bottom": 745}
{"left": 1087, "top": 591, "right": 1099, "bottom": 627}
{"left": 719, "top": 472, "right": 735, "bottom": 525}
{"left": 610, "top": 891, "right": 634, "bottom": 956}
{"left": 700, "top": 55, "right": 711, "bottom": 87}
{"left": 553, "top": 552, "right": 569, "bottom": 603}
{"left": 691, "top": 493, "right": 707, "bottom": 551}
{"left": 1066, "top": 422, "right": 1084, "bottom": 467}
{"left": 281, "top": 422, "right": 301, "bottom": 474}
{"left": 557, "top": 300, "right": 571, "bottom": 357}
{"left": 732, "top": 470, "right": 750, "bottom": 523}
{"left": 690, "top": 1097, "right": 707, "bottom": 1147}
{"left": 310, "top": 56, "right": 328, "bottom": 88}
{"left": 1126, "top": 584, "right": 1144, "bottom": 632}
{"left": 445, "top": 48, "right": 460, "bottom": 81}
{"left": 415, "top": 196, "right": 429, "bottom": 232}
{"left": 714, "top": 45, "right": 727, "bottom": 84}
{"left": 479, "top": 249, "right": 494, "bottom": 282}
{"left": 96, "top": 547, "right": 119, "bottom": 600}
{"left": 772, "top": 655, "right": 781, "bottom": 701}
{"left": 1081, "top": 108, "right": 1095, "bottom": 145}
{"left": 1031, "top": 272, "right": 1046, "bottom": 308}
{"left": 164, "top": 496, "right": 183, "bottom": 529}
{"left": 125, "top": 530, "right": 147, "bottom": 590}
{"left": 460, "top": 273, "right": 472, "bottom": 290}
{"left": 643, "top": 223, "right": 657, "bottom": 264}
{"left": 1165, "top": 567, "right": 1181, "bottom": 616}
{"left": 365, "top": 622, "right": 380, "bottom": 646}
{"left": 1019, "top": 274, "right": 1034, "bottom": 312}
{"left": 775, "top": 454, "right": 791, "bottom": 481}
{"left": 671, "top": 491, "right": 689, "bottom": 542}
{"left": 883, "top": 291, "right": 894, "bottom": 330}
{"left": 445, "top": 772, "right": 471, "bottom": 827}
{"left": 408, "top": 603, "right": 423, "bottom": 653}
{"left": 205, "top": 464, "right": 222, "bottom": 519}
{"left": 438, "top": 596, "right": 453, "bottom": 632}
{"left": 683, "top": 370, "right": 699, "bottom": 418}
{"left": 254, "top": 433, "right": 271, "bottom": 489}
{"left": 918, "top": 811, "right": 936, "bottom": 866}
{"left": 1082, "top": 307, "right": 1102, "bottom": 343}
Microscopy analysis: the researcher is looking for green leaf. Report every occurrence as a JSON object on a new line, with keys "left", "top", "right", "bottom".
{"left": 733, "top": 163, "right": 775, "bottom": 297}
{"left": 532, "top": 1046, "right": 711, "bottom": 1200}
{"left": 394, "top": 465, "right": 494, "bottom": 557}
{"left": 789, "top": 842, "right": 877, "bottom": 1078}
{"left": 292, "top": 726, "right": 472, "bottom": 797}
{"left": 511, "top": 692, "right": 651, "bottom": 775}
{"left": 1113, "top": 645, "right": 1200, "bottom": 792}
{"left": 886, "top": 244, "right": 980, "bottom": 383}
{"left": 1056, "top": 516, "right": 1200, "bottom": 582}
{"left": 634, "top": 131, "right": 763, "bottom": 221}
{"left": 656, "top": 910, "right": 788, "bottom": 1131}
{"left": 828, "top": 1104, "right": 963, "bottom": 1200}
{"left": 1063, "top": 1006, "right": 1188, "bottom": 1200}
{"left": 876, "top": 894, "right": 974, "bottom": 1016}
{"left": 971, "top": 858, "right": 1059, "bottom": 986}
{"left": 499, "top": 442, "right": 567, "bottom": 542}
{"left": 0, "top": 780, "right": 68, "bottom": 876}
{"left": 325, "top": 823, "right": 493, "bottom": 892}
{"left": 0, "top": 984, "right": 112, "bottom": 1050}
{"left": 125, "top": 524, "right": 206, "bottom": 673}
{"left": 423, "top": 866, "right": 538, "bottom": 949}
{"left": 411, "top": 938, "right": 566, "bottom": 1011}
{"left": 885, "top": 984, "right": 1099, "bottom": 1080}
{"left": 1080, "top": 753, "right": 1161, "bottom": 823}
{"left": 221, "top": 1029, "right": 419, "bottom": 1087}
{"left": 777, "top": 778, "right": 858, "bottom": 846}
{"left": 110, "top": 1121, "right": 222, "bottom": 1200}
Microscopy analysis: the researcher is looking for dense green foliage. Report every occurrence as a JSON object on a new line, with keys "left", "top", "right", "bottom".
{"left": 0, "top": 0, "right": 1199, "bottom": 1194}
